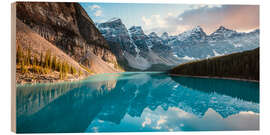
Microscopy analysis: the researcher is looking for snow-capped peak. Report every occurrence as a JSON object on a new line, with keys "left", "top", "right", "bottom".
{"left": 161, "top": 32, "right": 169, "bottom": 40}
{"left": 129, "top": 26, "right": 145, "bottom": 35}
{"left": 210, "top": 26, "right": 237, "bottom": 39}
{"left": 98, "top": 17, "right": 125, "bottom": 29}
{"left": 106, "top": 17, "right": 122, "bottom": 23}
{"left": 177, "top": 26, "right": 206, "bottom": 41}
{"left": 217, "top": 26, "right": 226, "bottom": 30}
{"left": 250, "top": 29, "right": 259, "bottom": 34}
{"left": 192, "top": 26, "right": 204, "bottom": 32}
{"left": 148, "top": 32, "right": 159, "bottom": 38}
{"left": 214, "top": 26, "right": 236, "bottom": 33}
{"left": 180, "top": 26, "right": 205, "bottom": 36}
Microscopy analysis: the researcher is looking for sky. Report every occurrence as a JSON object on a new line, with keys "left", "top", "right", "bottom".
{"left": 80, "top": 3, "right": 259, "bottom": 36}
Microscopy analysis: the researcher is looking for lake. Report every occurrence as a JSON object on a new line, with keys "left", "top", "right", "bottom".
{"left": 16, "top": 72, "right": 259, "bottom": 133}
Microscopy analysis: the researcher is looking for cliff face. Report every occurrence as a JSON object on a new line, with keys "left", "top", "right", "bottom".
{"left": 16, "top": 18, "right": 91, "bottom": 83}
{"left": 16, "top": 2, "right": 119, "bottom": 70}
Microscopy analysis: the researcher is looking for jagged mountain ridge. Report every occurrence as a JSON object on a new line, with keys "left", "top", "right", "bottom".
{"left": 16, "top": 2, "right": 122, "bottom": 74}
{"left": 96, "top": 18, "right": 180, "bottom": 70}
{"left": 96, "top": 18, "right": 259, "bottom": 70}
{"left": 170, "top": 26, "right": 259, "bottom": 59}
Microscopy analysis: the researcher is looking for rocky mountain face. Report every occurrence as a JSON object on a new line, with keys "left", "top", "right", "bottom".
{"left": 16, "top": 2, "right": 121, "bottom": 73}
{"left": 97, "top": 18, "right": 137, "bottom": 58}
{"left": 96, "top": 18, "right": 259, "bottom": 71}
{"left": 170, "top": 26, "right": 259, "bottom": 60}
{"left": 16, "top": 18, "right": 91, "bottom": 84}
{"left": 128, "top": 26, "right": 151, "bottom": 58}
{"left": 209, "top": 26, "right": 237, "bottom": 40}
{"left": 97, "top": 19, "right": 179, "bottom": 70}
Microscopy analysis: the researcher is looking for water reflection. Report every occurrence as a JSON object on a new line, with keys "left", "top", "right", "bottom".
{"left": 16, "top": 72, "right": 259, "bottom": 133}
{"left": 171, "top": 76, "right": 259, "bottom": 103}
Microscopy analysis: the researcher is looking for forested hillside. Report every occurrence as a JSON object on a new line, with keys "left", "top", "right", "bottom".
{"left": 170, "top": 48, "right": 259, "bottom": 81}
{"left": 15, "top": 2, "right": 123, "bottom": 84}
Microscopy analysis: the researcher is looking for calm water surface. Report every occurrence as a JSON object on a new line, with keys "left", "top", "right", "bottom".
{"left": 16, "top": 72, "right": 259, "bottom": 133}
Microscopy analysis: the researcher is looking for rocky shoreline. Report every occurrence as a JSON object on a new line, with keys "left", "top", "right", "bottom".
{"left": 16, "top": 69, "right": 89, "bottom": 85}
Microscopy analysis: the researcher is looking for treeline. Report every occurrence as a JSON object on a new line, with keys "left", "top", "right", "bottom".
{"left": 16, "top": 45, "right": 83, "bottom": 79}
{"left": 170, "top": 48, "right": 259, "bottom": 81}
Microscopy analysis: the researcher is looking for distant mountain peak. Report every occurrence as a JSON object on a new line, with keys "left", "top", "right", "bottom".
{"left": 214, "top": 26, "right": 236, "bottom": 33}
{"left": 149, "top": 32, "right": 159, "bottom": 38}
{"left": 210, "top": 26, "right": 237, "bottom": 39}
{"left": 218, "top": 25, "right": 226, "bottom": 30}
{"left": 129, "top": 26, "right": 145, "bottom": 35}
{"left": 161, "top": 32, "right": 169, "bottom": 40}
{"left": 251, "top": 29, "right": 260, "bottom": 33}
{"left": 186, "top": 26, "right": 206, "bottom": 35}
{"left": 129, "top": 26, "right": 143, "bottom": 30}
{"left": 193, "top": 26, "right": 203, "bottom": 31}
{"left": 177, "top": 26, "right": 206, "bottom": 41}
{"left": 162, "top": 32, "right": 169, "bottom": 36}
{"left": 98, "top": 17, "right": 126, "bottom": 31}
{"left": 99, "top": 17, "right": 124, "bottom": 27}
{"left": 107, "top": 17, "right": 122, "bottom": 23}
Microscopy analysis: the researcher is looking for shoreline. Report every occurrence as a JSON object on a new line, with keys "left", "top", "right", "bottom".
{"left": 16, "top": 71, "right": 125, "bottom": 86}
{"left": 169, "top": 74, "right": 259, "bottom": 83}
{"left": 16, "top": 74, "right": 89, "bottom": 86}
{"left": 16, "top": 72, "right": 259, "bottom": 86}
{"left": 16, "top": 69, "right": 92, "bottom": 85}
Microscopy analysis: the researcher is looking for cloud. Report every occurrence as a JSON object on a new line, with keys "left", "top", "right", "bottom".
{"left": 90, "top": 4, "right": 100, "bottom": 10}
{"left": 142, "top": 16, "right": 152, "bottom": 26}
{"left": 157, "top": 116, "right": 167, "bottom": 125}
{"left": 141, "top": 5, "right": 259, "bottom": 36}
{"left": 142, "top": 117, "right": 152, "bottom": 127}
{"left": 176, "top": 5, "right": 259, "bottom": 34}
{"left": 94, "top": 10, "right": 102, "bottom": 17}
{"left": 141, "top": 14, "right": 172, "bottom": 35}
{"left": 189, "top": 4, "right": 222, "bottom": 10}
{"left": 89, "top": 4, "right": 103, "bottom": 17}
{"left": 142, "top": 14, "right": 166, "bottom": 27}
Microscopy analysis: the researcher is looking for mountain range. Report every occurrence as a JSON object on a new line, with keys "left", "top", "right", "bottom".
{"left": 96, "top": 18, "right": 259, "bottom": 71}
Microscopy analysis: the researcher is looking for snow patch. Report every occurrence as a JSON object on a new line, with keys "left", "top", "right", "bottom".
{"left": 107, "top": 17, "right": 121, "bottom": 23}
{"left": 233, "top": 43, "right": 243, "bottom": 48}
{"left": 182, "top": 56, "right": 196, "bottom": 60}
{"left": 213, "top": 50, "right": 224, "bottom": 56}
{"left": 124, "top": 52, "right": 151, "bottom": 70}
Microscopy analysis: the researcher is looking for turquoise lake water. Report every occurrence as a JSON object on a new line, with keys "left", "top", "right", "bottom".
{"left": 16, "top": 72, "right": 259, "bottom": 133}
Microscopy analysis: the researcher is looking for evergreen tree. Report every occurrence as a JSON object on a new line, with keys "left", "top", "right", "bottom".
{"left": 71, "top": 66, "right": 77, "bottom": 75}
{"left": 16, "top": 45, "right": 23, "bottom": 64}
{"left": 52, "top": 56, "right": 57, "bottom": 70}
{"left": 59, "top": 62, "right": 63, "bottom": 79}
{"left": 26, "top": 47, "right": 31, "bottom": 66}
{"left": 40, "top": 52, "right": 44, "bottom": 67}
{"left": 16, "top": 47, "right": 84, "bottom": 80}
{"left": 44, "top": 50, "right": 51, "bottom": 69}
{"left": 78, "top": 69, "right": 82, "bottom": 77}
